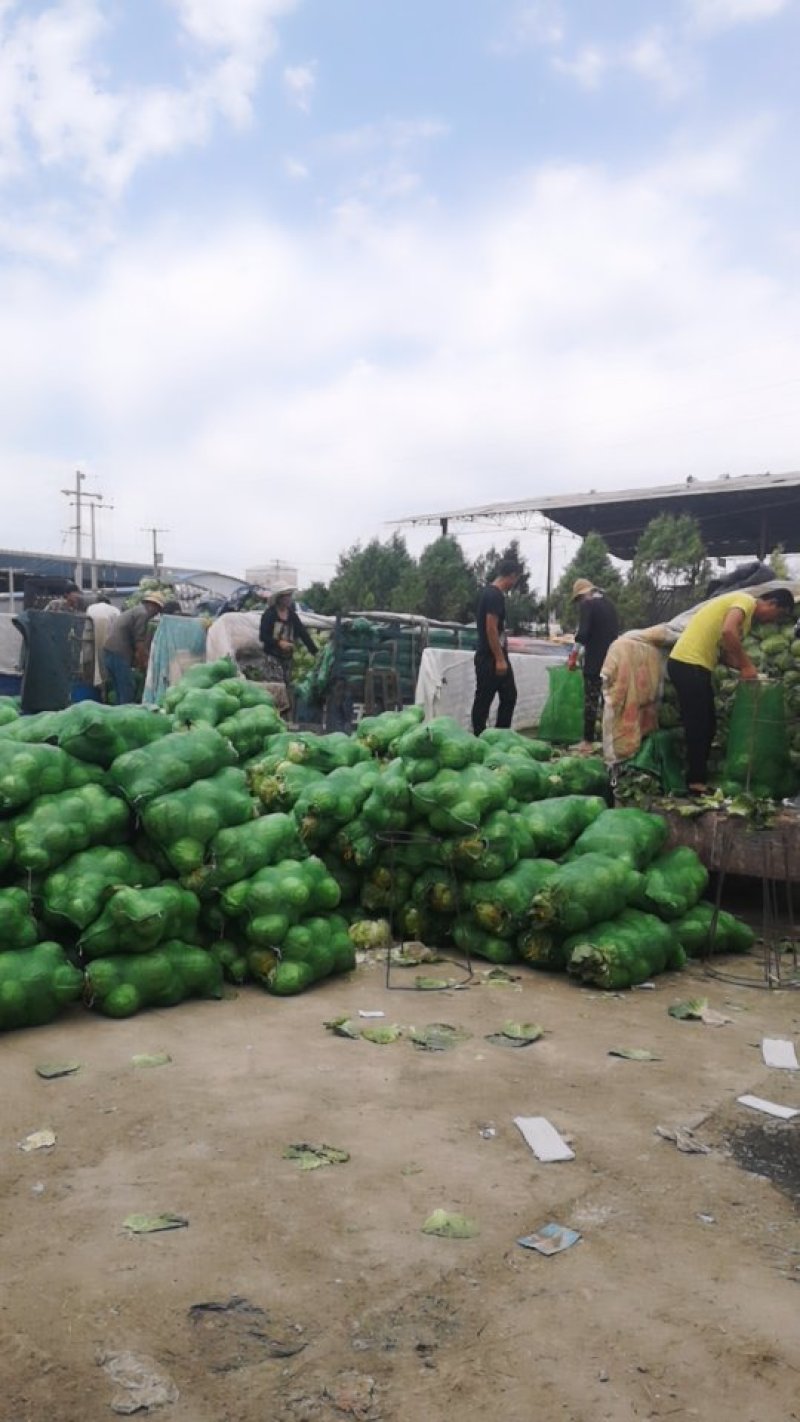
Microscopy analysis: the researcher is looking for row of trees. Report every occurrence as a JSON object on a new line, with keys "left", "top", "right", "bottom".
{"left": 300, "top": 518, "right": 788, "bottom": 634}
{"left": 301, "top": 534, "right": 544, "bottom": 630}
{"left": 554, "top": 517, "right": 789, "bottom": 630}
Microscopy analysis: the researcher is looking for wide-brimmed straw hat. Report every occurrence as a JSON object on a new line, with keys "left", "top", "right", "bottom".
{"left": 270, "top": 585, "right": 296, "bottom": 604}
{"left": 571, "top": 578, "right": 598, "bottom": 601}
{"left": 142, "top": 591, "right": 166, "bottom": 608}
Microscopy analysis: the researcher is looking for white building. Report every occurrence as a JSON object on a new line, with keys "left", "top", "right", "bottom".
{"left": 245, "top": 560, "right": 298, "bottom": 589}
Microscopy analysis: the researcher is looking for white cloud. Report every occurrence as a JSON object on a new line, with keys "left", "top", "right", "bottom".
{"left": 283, "top": 155, "right": 309, "bottom": 180}
{"left": 324, "top": 118, "right": 449, "bottom": 158}
{"left": 493, "top": 1, "right": 565, "bottom": 53}
{"left": 685, "top": 0, "right": 790, "bottom": 34}
{"left": 283, "top": 62, "right": 316, "bottom": 113}
{"left": 1, "top": 129, "right": 798, "bottom": 585}
{"left": 321, "top": 117, "right": 448, "bottom": 204}
{"left": 552, "top": 45, "right": 608, "bottom": 88}
{"left": 553, "top": 29, "right": 688, "bottom": 98}
{"left": 169, "top": 0, "right": 298, "bottom": 55}
{"left": 0, "top": 0, "right": 299, "bottom": 198}
{"left": 626, "top": 32, "right": 689, "bottom": 100}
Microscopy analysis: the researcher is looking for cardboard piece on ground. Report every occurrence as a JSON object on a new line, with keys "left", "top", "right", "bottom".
{"left": 762, "top": 1038, "right": 799, "bottom": 1070}
{"left": 737, "top": 1094, "right": 799, "bottom": 1120}
{"left": 513, "top": 1116, "right": 574, "bottom": 1162}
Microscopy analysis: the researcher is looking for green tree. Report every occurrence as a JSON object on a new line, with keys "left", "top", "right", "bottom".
{"left": 553, "top": 532, "right": 623, "bottom": 629}
{"left": 414, "top": 536, "right": 477, "bottom": 622}
{"left": 471, "top": 539, "right": 544, "bottom": 634}
{"left": 472, "top": 539, "right": 530, "bottom": 595}
{"left": 324, "top": 534, "right": 416, "bottom": 614}
{"left": 299, "top": 580, "right": 335, "bottom": 615}
{"left": 619, "top": 514, "right": 710, "bottom": 627}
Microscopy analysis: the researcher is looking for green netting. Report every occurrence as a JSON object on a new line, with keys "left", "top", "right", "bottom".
{"left": 109, "top": 724, "right": 237, "bottom": 806}
{"left": 673, "top": 902, "right": 755, "bottom": 956}
{"left": 85, "top": 940, "right": 224, "bottom": 1017}
{"left": 0, "top": 942, "right": 84, "bottom": 1030}
{"left": 636, "top": 847, "right": 708, "bottom": 922}
{"left": 566, "top": 909, "right": 684, "bottom": 989}
{"left": 720, "top": 681, "right": 794, "bottom": 799}
{"left": 57, "top": 703, "right": 174, "bottom": 767}
{"left": 567, "top": 808, "right": 667, "bottom": 869}
{"left": 79, "top": 883, "right": 201, "bottom": 958}
{"left": 536, "top": 666, "right": 585, "bottom": 745}
{"left": 0, "top": 886, "right": 39, "bottom": 950}
{"left": 452, "top": 919, "right": 516, "bottom": 965}
{"left": 0, "top": 739, "right": 104, "bottom": 811}
{"left": 627, "top": 729, "right": 687, "bottom": 796}
{"left": 530, "top": 852, "right": 642, "bottom": 935}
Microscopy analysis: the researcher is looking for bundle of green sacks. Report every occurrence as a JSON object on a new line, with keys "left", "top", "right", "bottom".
{"left": 0, "top": 662, "right": 756, "bottom": 1033}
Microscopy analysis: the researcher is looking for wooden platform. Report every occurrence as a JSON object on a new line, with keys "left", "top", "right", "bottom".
{"left": 660, "top": 806, "right": 800, "bottom": 881}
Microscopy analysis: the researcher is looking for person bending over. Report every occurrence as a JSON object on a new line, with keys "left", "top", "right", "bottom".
{"left": 667, "top": 587, "right": 795, "bottom": 794}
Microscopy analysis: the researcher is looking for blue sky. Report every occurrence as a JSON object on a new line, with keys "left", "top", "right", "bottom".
{"left": 1, "top": 0, "right": 799, "bottom": 589}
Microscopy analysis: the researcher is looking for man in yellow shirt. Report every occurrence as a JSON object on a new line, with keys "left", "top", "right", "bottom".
{"left": 667, "top": 587, "right": 795, "bottom": 793}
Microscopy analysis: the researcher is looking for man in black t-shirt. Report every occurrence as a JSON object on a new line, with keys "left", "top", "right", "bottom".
{"left": 471, "top": 558, "right": 522, "bottom": 735}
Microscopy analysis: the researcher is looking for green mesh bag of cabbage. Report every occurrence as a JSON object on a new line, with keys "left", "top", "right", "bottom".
{"left": 672, "top": 902, "right": 755, "bottom": 957}
{"left": 530, "top": 854, "right": 643, "bottom": 936}
{"left": 78, "top": 883, "right": 201, "bottom": 959}
{"left": 249, "top": 913, "right": 356, "bottom": 995}
{"left": 85, "top": 941, "right": 223, "bottom": 1018}
{"left": 566, "top": 909, "right": 685, "bottom": 989}
{"left": 0, "top": 942, "right": 83, "bottom": 1031}
{"left": 566, "top": 808, "right": 667, "bottom": 869}
{"left": 635, "top": 847, "right": 708, "bottom": 921}
{"left": 0, "top": 886, "right": 39, "bottom": 950}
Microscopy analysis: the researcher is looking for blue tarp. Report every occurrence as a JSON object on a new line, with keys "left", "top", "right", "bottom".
{"left": 143, "top": 616, "right": 207, "bottom": 705}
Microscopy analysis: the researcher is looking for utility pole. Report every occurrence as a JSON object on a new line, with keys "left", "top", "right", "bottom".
{"left": 61, "top": 470, "right": 85, "bottom": 587}
{"left": 61, "top": 471, "right": 105, "bottom": 590}
{"left": 544, "top": 520, "right": 555, "bottom": 634}
{"left": 141, "top": 527, "right": 169, "bottom": 580}
{"left": 88, "top": 498, "right": 113, "bottom": 591}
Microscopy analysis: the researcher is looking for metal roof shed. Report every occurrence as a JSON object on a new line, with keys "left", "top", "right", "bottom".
{"left": 394, "top": 470, "right": 800, "bottom": 559}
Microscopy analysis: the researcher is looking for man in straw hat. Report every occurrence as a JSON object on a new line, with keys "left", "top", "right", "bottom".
{"left": 103, "top": 591, "right": 166, "bottom": 704}
{"left": 567, "top": 578, "right": 619, "bottom": 752}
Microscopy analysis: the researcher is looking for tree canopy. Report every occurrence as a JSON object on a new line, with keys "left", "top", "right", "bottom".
{"left": 552, "top": 531, "right": 624, "bottom": 629}
{"left": 618, "top": 514, "right": 710, "bottom": 627}
{"left": 299, "top": 513, "right": 734, "bottom": 635}
{"left": 300, "top": 534, "right": 543, "bottom": 627}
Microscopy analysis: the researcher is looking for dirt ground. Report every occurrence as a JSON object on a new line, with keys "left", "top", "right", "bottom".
{"left": 2, "top": 946, "right": 799, "bottom": 1422}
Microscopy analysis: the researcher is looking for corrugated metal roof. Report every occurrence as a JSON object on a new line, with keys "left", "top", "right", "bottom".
{"left": 0, "top": 548, "right": 244, "bottom": 589}
{"left": 392, "top": 470, "right": 800, "bottom": 558}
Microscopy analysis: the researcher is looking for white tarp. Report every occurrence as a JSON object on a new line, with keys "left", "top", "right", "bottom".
{"left": 415, "top": 647, "right": 562, "bottom": 731}
{"left": 205, "top": 611, "right": 262, "bottom": 663}
{"left": 0, "top": 614, "right": 23, "bottom": 675}
{"left": 206, "top": 609, "right": 331, "bottom": 661}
